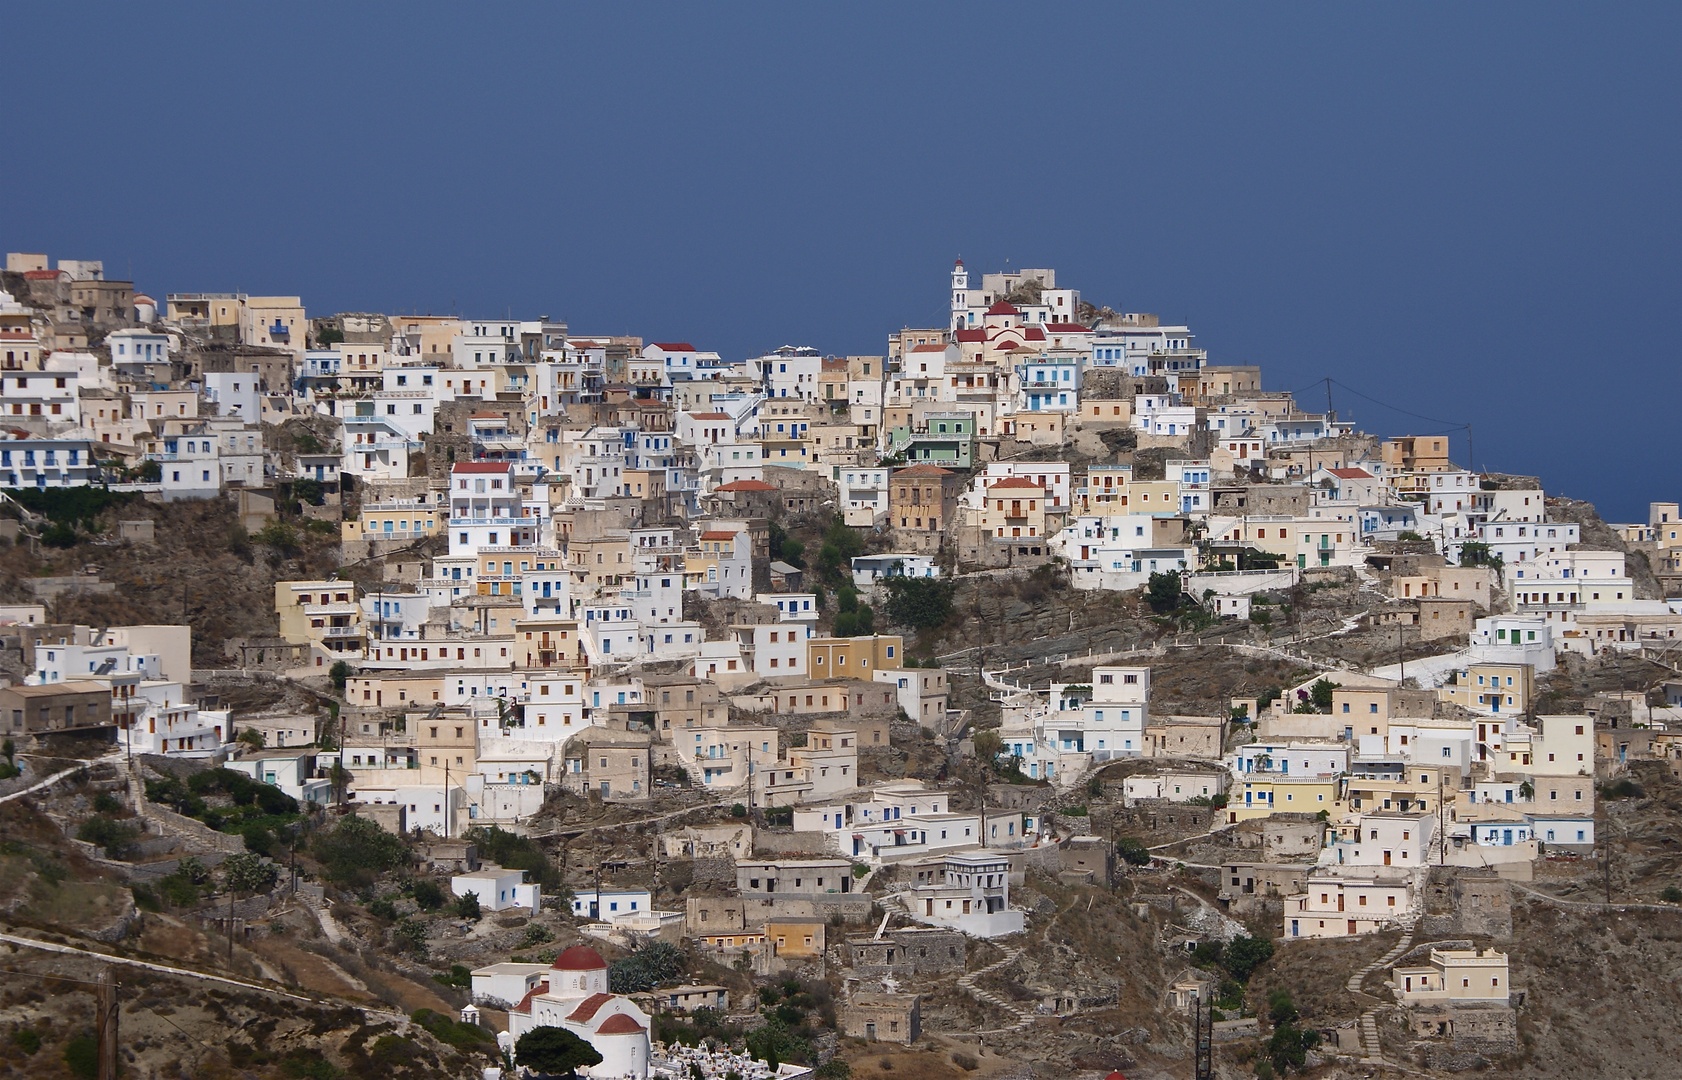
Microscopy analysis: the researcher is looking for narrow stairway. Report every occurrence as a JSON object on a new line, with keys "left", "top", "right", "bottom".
{"left": 957, "top": 946, "right": 1037, "bottom": 1033}
{"left": 1346, "top": 930, "right": 1414, "bottom": 1064}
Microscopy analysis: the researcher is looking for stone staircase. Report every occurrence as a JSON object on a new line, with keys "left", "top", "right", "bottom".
{"left": 958, "top": 946, "right": 1037, "bottom": 1033}
{"left": 1347, "top": 930, "right": 1414, "bottom": 1064}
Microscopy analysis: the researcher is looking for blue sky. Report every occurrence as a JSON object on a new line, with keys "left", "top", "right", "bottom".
{"left": 4, "top": 4, "right": 1677, "bottom": 520}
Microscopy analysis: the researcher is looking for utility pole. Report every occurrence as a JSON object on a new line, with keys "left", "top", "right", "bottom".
{"left": 1193, "top": 992, "right": 1213, "bottom": 1080}
{"left": 96, "top": 966, "right": 118, "bottom": 1080}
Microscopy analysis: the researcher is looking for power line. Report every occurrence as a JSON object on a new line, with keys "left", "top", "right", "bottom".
{"left": 1326, "top": 378, "right": 1467, "bottom": 430}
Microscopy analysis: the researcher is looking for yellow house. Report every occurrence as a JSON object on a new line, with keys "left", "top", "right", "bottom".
{"left": 1439, "top": 662, "right": 1534, "bottom": 718}
{"left": 807, "top": 635, "right": 903, "bottom": 679}
{"left": 1345, "top": 762, "right": 1452, "bottom": 814}
{"left": 274, "top": 580, "right": 364, "bottom": 667}
{"left": 980, "top": 477, "right": 1047, "bottom": 540}
{"left": 346, "top": 672, "right": 446, "bottom": 709}
{"left": 1079, "top": 398, "right": 1133, "bottom": 425}
{"left": 1230, "top": 775, "right": 1339, "bottom": 822}
{"left": 342, "top": 504, "right": 441, "bottom": 543}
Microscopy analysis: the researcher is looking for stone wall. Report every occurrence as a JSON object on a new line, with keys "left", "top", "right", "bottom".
{"left": 846, "top": 928, "right": 966, "bottom": 976}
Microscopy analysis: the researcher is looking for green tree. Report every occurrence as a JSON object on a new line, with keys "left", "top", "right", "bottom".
{"left": 609, "top": 940, "right": 685, "bottom": 993}
{"left": 454, "top": 890, "right": 482, "bottom": 921}
{"left": 466, "top": 825, "right": 561, "bottom": 890}
{"left": 1145, "top": 570, "right": 1183, "bottom": 613}
{"left": 313, "top": 814, "right": 409, "bottom": 887}
{"left": 1308, "top": 678, "right": 1341, "bottom": 712}
{"left": 223, "top": 851, "right": 279, "bottom": 895}
{"left": 1222, "top": 935, "right": 1276, "bottom": 983}
{"left": 329, "top": 660, "right": 353, "bottom": 694}
{"left": 972, "top": 729, "right": 1002, "bottom": 764}
{"left": 1267, "top": 1022, "right": 1320, "bottom": 1074}
{"left": 77, "top": 816, "right": 139, "bottom": 860}
{"left": 412, "top": 879, "right": 446, "bottom": 910}
{"left": 881, "top": 573, "right": 960, "bottom": 630}
{"left": 237, "top": 727, "right": 266, "bottom": 751}
{"left": 1117, "top": 837, "right": 1152, "bottom": 866}
{"left": 515, "top": 1026, "right": 603, "bottom": 1078}
{"left": 1458, "top": 541, "right": 1499, "bottom": 568}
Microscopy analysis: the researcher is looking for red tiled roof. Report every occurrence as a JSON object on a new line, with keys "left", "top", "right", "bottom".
{"left": 894, "top": 463, "right": 954, "bottom": 477}
{"left": 596, "top": 1013, "right": 646, "bottom": 1035}
{"left": 22, "top": 270, "right": 62, "bottom": 280}
{"left": 954, "top": 328, "right": 986, "bottom": 343}
{"left": 910, "top": 343, "right": 949, "bottom": 353}
{"left": 698, "top": 530, "right": 738, "bottom": 541}
{"left": 650, "top": 342, "right": 695, "bottom": 352}
{"left": 552, "top": 944, "right": 607, "bottom": 970}
{"left": 1329, "top": 468, "right": 1374, "bottom": 479}
{"left": 687, "top": 412, "right": 733, "bottom": 420}
{"left": 985, "top": 301, "right": 1020, "bottom": 316}
{"left": 716, "top": 480, "right": 775, "bottom": 492}
{"left": 567, "top": 992, "right": 615, "bottom": 1023}
{"left": 988, "top": 477, "right": 1043, "bottom": 490}
{"left": 1023, "top": 327, "right": 1046, "bottom": 341}
{"left": 1043, "top": 323, "right": 1092, "bottom": 333}
{"left": 510, "top": 980, "right": 548, "bottom": 1014}
{"left": 452, "top": 462, "right": 511, "bottom": 473}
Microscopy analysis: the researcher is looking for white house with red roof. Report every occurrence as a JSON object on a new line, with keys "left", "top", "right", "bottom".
{"left": 448, "top": 461, "right": 536, "bottom": 555}
{"left": 505, "top": 945, "right": 652, "bottom": 1078}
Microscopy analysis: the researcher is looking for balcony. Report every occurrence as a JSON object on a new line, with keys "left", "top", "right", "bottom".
{"left": 323, "top": 625, "right": 364, "bottom": 638}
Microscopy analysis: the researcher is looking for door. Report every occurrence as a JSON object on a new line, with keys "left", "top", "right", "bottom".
{"left": 1383, "top": 851, "right": 1391, "bottom": 866}
{"left": 1337, "top": 893, "right": 1345, "bottom": 912}
{"left": 1348, "top": 920, "right": 1357, "bottom": 934}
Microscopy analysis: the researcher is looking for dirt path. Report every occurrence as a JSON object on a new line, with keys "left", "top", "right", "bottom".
{"left": 0, "top": 928, "right": 409, "bottom": 1027}
{"left": 0, "top": 751, "right": 122, "bottom": 806}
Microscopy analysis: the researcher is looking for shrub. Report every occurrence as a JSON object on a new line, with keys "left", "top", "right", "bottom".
{"left": 412, "top": 879, "right": 446, "bottom": 910}
{"left": 11, "top": 1029, "right": 41, "bottom": 1055}
{"left": 63, "top": 1035, "right": 98, "bottom": 1080}
{"left": 1661, "top": 886, "right": 1682, "bottom": 904}
{"left": 1117, "top": 837, "right": 1152, "bottom": 866}
{"left": 1223, "top": 935, "right": 1276, "bottom": 983}
{"left": 454, "top": 891, "right": 482, "bottom": 921}
{"left": 881, "top": 576, "right": 957, "bottom": 630}
{"left": 411, "top": 1008, "right": 496, "bottom": 1051}
{"left": 368, "top": 898, "right": 398, "bottom": 922}
{"left": 313, "top": 815, "right": 409, "bottom": 887}
{"left": 392, "top": 918, "right": 429, "bottom": 956}
{"left": 91, "top": 792, "right": 121, "bottom": 814}
{"left": 951, "top": 1052, "right": 978, "bottom": 1071}
{"left": 77, "top": 815, "right": 139, "bottom": 860}
{"left": 609, "top": 940, "right": 685, "bottom": 994}
{"left": 466, "top": 825, "right": 560, "bottom": 889}
{"left": 1601, "top": 779, "right": 1644, "bottom": 800}
{"left": 223, "top": 851, "right": 279, "bottom": 894}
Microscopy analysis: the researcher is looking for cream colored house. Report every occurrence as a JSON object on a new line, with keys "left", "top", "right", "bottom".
{"left": 1285, "top": 871, "right": 1413, "bottom": 938}
{"left": 1392, "top": 949, "right": 1510, "bottom": 1004}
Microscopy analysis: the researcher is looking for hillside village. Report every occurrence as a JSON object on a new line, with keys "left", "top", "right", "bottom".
{"left": 3, "top": 252, "right": 1682, "bottom": 1080}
